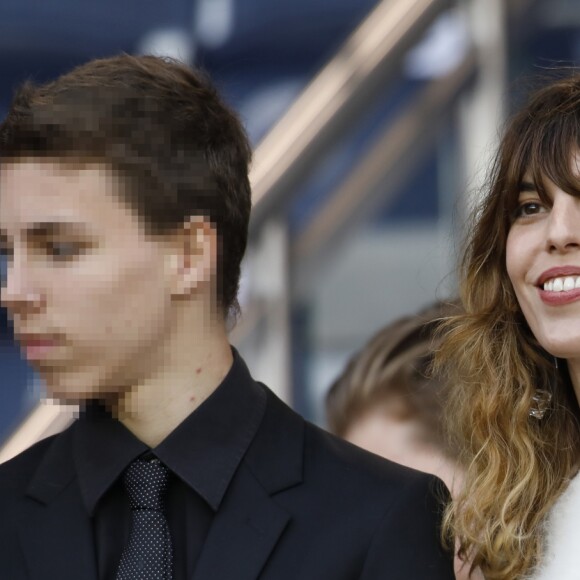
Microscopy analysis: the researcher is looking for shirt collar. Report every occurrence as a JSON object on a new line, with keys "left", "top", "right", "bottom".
{"left": 73, "top": 348, "right": 266, "bottom": 514}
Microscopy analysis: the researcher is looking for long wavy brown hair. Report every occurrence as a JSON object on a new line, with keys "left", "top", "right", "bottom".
{"left": 436, "top": 74, "right": 580, "bottom": 579}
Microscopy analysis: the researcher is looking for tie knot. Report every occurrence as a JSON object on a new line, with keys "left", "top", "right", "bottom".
{"left": 122, "top": 458, "right": 170, "bottom": 512}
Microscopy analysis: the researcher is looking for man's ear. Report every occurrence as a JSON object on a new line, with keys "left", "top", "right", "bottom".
{"left": 167, "top": 216, "right": 217, "bottom": 297}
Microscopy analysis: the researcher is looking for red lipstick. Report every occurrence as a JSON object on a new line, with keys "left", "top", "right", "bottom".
{"left": 537, "top": 267, "right": 580, "bottom": 306}
{"left": 536, "top": 266, "right": 580, "bottom": 286}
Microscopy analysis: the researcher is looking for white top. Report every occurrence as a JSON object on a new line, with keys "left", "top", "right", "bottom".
{"left": 526, "top": 472, "right": 580, "bottom": 579}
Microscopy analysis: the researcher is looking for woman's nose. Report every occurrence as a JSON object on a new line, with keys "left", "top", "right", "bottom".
{"left": 546, "top": 193, "right": 580, "bottom": 253}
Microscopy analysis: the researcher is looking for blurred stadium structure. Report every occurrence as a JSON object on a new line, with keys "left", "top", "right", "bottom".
{"left": 0, "top": 0, "right": 578, "bottom": 460}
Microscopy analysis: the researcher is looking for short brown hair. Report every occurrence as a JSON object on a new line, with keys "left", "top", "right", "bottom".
{"left": 0, "top": 54, "right": 252, "bottom": 315}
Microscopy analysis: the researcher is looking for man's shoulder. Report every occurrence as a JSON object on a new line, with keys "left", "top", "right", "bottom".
{"left": 307, "top": 418, "right": 433, "bottom": 483}
{"left": 257, "top": 383, "right": 444, "bottom": 501}
{"left": 303, "top": 415, "right": 445, "bottom": 508}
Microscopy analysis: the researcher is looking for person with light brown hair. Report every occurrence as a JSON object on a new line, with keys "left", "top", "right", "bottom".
{"left": 326, "top": 300, "right": 461, "bottom": 494}
{"left": 326, "top": 301, "right": 481, "bottom": 580}
{"left": 436, "top": 74, "right": 580, "bottom": 580}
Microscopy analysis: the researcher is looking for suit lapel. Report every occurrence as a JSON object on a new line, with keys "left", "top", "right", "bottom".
{"left": 192, "top": 387, "right": 306, "bottom": 580}
{"left": 19, "top": 493, "right": 97, "bottom": 580}
{"left": 191, "top": 464, "right": 290, "bottom": 580}
{"left": 18, "top": 428, "right": 98, "bottom": 580}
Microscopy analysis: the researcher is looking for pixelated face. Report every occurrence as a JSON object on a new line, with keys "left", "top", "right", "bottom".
{"left": 0, "top": 159, "right": 176, "bottom": 401}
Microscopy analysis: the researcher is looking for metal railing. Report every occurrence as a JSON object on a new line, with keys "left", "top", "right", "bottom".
{"left": 249, "top": 0, "right": 452, "bottom": 229}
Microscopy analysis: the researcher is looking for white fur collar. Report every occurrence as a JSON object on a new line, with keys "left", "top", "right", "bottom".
{"left": 526, "top": 472, "right": 580, "bottom": 579}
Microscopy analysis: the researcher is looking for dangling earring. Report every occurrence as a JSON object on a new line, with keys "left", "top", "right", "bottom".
{"left": 529, "top": 357, "right": 556, "bottom": 420}
{"left": 529, "top": 389, "right": 552, "bottom": 419}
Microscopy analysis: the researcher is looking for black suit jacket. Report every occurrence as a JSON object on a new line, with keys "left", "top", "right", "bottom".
{"left": 0, "top": 361, "right": 454, "bottom": 579}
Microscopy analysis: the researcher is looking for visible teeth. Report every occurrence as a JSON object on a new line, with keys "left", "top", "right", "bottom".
{"left": 543, "top": 276, "right": 580, "bottom": 292}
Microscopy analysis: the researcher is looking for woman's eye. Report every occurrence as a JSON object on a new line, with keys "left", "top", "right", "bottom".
{"left": 513, "top": 201, "right": 545, "bottom": 219}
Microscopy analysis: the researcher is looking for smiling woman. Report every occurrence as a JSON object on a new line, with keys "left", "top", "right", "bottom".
{"left": 508, "top": 170, "right": 580, "bottom": 353}
{"left": 436, "top": 75, "right": 580, "bottom": 580}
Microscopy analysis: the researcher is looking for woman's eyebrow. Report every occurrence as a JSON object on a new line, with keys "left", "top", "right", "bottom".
{"left": 519, "top": 181, "right": 536, "bottom": 192}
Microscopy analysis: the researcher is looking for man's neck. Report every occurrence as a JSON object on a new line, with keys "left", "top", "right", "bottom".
{"left": 113, "top": 327, "right": 234, "bottom": 448}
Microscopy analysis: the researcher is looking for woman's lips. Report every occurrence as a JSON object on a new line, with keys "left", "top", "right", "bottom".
{"left": 538, "top": 287, "right": 580, "bottom": 305}
{"left": 536, "top": 266, "right": 580, "bottom": 286}
{"left": 536, "top": 267, "right": 580, "bottom": 305}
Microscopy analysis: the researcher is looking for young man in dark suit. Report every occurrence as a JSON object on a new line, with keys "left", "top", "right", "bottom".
{"left": 0, "top": 54, "right": 455, "bottom": 579}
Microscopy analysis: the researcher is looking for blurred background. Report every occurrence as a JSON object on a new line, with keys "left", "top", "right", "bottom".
{"left": 0, "top": 0, "right": 578, "bottom": 453}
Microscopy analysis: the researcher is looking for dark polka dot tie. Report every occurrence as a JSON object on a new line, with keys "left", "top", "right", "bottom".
{"left": 115, "top": 458, "right": 173, "bottom": 580}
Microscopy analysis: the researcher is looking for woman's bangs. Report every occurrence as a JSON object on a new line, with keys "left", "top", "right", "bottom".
{"left": 528, "top": 113, "right": 580, "bottom": 200}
